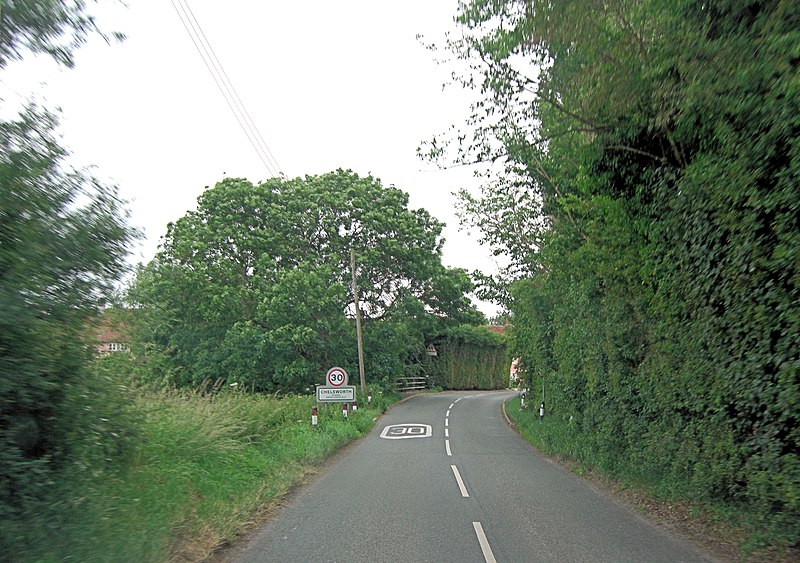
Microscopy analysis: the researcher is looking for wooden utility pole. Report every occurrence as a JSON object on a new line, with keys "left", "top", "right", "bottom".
{"left": 350, "top": 249, "right": 366, "bottom": 395}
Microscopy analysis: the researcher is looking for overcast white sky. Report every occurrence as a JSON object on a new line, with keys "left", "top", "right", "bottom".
{"left": 1, "top": 1, "right": 503, "bottom": 316}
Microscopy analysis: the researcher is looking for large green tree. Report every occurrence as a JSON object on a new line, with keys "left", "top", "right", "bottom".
{"left": 431, "top": 0, "right": 799, "bottom": 546}
{"left": 133, "top": 170, "right": 484, "bottom": 392}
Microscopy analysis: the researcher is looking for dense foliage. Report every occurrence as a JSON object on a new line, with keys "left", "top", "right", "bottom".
{"left": 132, "top": 171, "right": 485, "bottom": 392}
{"left": 0, "top": 106, "right": 135, "bottom": 552}
{"left": 426, "top": 325, "right": 508, "bottom": 390}
{"left": 0, "top": 3, "right": 137, "bottom": 551}
{"left": 435, "top": 0, "right": 799, "bottom": 546}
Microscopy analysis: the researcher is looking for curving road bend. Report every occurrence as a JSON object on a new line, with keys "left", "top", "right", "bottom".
{"left": 231, "top": 391, "right": 714, "bottom": 563}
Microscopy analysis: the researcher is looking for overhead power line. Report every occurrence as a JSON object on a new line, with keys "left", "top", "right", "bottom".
{"left": 169, "top": 0, "right": 284, "bottom": 178}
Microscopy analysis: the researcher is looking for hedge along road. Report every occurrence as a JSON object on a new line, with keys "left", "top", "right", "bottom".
{"left": 230, "top": 391, "right": 714, "bottom": 562}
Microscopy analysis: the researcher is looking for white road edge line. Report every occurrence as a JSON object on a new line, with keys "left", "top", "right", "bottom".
{"left": 451, "top": 465, "right": 469, "bottom": 497}
{"left": 445, "top": 439, "right": 452, "bottom": 456}
{"left": 472, "top": 522, "right": 497, "bottom": 563}
{"left": 455, "top": 398, "right": 463, "bottom": 403}
{"left": 445, "top": 418, "right": 449, "bottom": 427}
{"left": 449, "top": 403, "right": 455, "bottom": 409}
{"left": 446, "top": 409, "right": 451, "bottom": 417}
{"left": 445, "top": 428, "right": 449, "bottom": 437}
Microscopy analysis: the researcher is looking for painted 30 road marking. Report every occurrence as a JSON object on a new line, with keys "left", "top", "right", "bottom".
{"left": 380, "top": 423, "right": 433, "bottom": 439}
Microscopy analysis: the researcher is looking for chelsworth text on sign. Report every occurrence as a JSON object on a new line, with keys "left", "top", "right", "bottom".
{"left": 316, "top": 386, "right": 356, "bottom": 403}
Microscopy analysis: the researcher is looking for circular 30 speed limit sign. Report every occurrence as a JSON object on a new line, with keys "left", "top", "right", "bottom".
{"left": 326, "top": 367, "right": 348, "bottom": 387}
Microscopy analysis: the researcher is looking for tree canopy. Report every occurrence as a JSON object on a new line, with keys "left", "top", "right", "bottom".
{"left": 0, "top": 0, "right": 124, "bottom": 68}
{"left": 133, "top": 170, "right": 484, "bottom": 392}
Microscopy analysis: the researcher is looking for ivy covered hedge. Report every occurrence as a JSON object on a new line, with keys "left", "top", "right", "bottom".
{"left": 426, "top": 325, "right": 508, "bottom": 390}
{"left": 445, "top": 0, "right": 799, "bottom": 548}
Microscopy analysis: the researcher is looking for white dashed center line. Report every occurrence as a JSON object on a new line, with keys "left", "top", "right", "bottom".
{"left": 451, "top": 465, "right": 469, "bottom": 497}
{"left": 443, "top": 397, "right": 500, "bottom": 562}
{"left": 473, "top": 522, "right": 497, "bottom": 563}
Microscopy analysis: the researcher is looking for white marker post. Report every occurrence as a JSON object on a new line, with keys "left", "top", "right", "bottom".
{"left": 342, "top": 403, "right": 348, "bottom": 419}
{"left": 311, "top": 406, "right": 318, "bottom": 426}
{"left": 352, "top": 401, "right": 358, "bottom": 412}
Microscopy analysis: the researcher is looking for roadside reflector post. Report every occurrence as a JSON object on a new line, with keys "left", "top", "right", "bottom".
{"left": 352, "top": 401, "right": 358, "bottom": 413}
{"left": 520, "top": 389, "right": 526, "bottom": 409}
{"left": 368, "top": 391, "right": 372, "bottom": 404}
{"left": 539, "top": 401, "right": 545, "bottom": 421}
{"left": 343, "top": 403, "right": 348, "bottom": 419}
{"left": 311, "top": 406, "right": 318, "bottom": 426}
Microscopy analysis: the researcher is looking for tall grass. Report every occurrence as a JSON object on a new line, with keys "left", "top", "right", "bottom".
{"left": 12, "top": 383, "right": 397, "bottom": 562}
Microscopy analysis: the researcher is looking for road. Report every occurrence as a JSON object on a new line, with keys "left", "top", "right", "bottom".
{"left": 231, "top": 391, "right": 713, "bottom": 562}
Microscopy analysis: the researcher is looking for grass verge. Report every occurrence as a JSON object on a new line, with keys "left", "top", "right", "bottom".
{"left": 13, "top": 385, "right": 398, "bottom": 562}
{"left": 504, "top": 395, "right": 799, "bottom": 562}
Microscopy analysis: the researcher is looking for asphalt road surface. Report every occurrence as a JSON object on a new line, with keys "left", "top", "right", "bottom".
{"left": 231, "top": 391, "right": 714, "bottom": 563}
